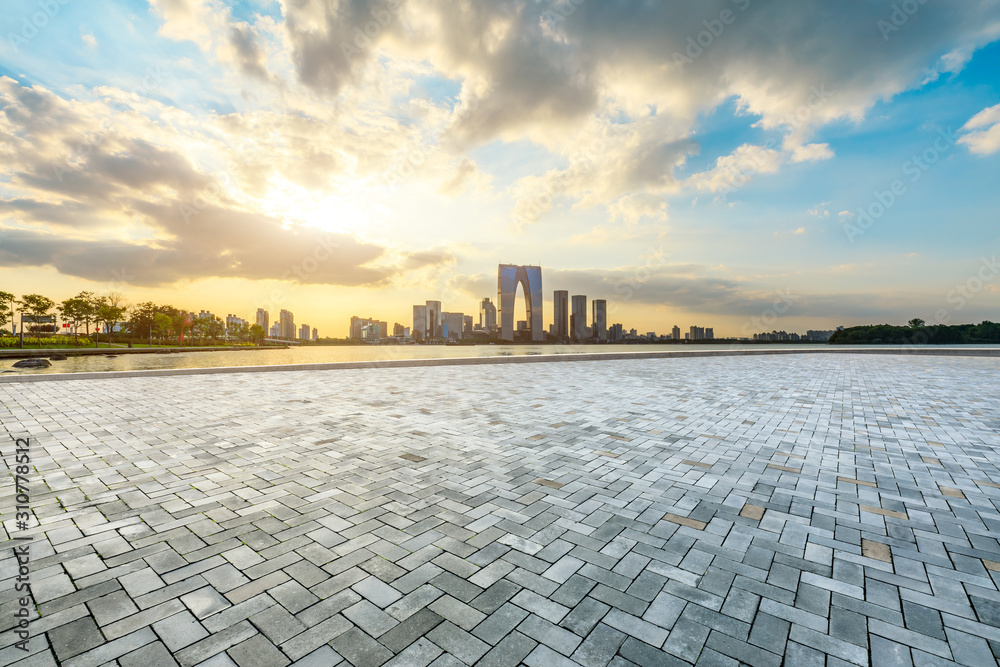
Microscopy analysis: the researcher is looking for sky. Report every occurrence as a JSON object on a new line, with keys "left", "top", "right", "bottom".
{"left": 1, "top": 0, "right": 999, "bottom": 338}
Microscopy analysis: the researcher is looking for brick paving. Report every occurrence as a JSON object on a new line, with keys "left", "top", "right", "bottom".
{"left": 2, "top": 353, "right": 1000, "bottom": 666}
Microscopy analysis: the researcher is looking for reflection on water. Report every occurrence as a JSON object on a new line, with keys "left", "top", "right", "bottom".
{"left": 4, "top": 342, "right": 994, "bottom": 376}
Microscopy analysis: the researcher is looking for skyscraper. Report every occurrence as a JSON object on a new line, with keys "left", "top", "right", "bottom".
{"left": 553, "top": 290, "right": 568, "bottom": 338}
{"left": 571, "top": 295, "right": 587, "bottom": 341}
{"left": 279, "top": 309, "right": 294, "bottom": 339}
{"left": 443, "top": 312, "right": 464, "bottom": 340}
{"left": 299, "top": 324, "right": 310, "bottom": 340}
{"left": 672, "top": 325, "right": 680, "bottom": 340}
{"left": 413, "top": 305, "right": 426, "bottom": 339}
{"left": 425, "top": 300, "right": 442, "bottom": 339}
{"left": 256, "top": 308, "right": 269, "bottom": 332}
{"left": 591, "top": 299, "right": 607, "bottom": 341}
{"left": 479, "top": 298, "right": 497, "bottom": 331}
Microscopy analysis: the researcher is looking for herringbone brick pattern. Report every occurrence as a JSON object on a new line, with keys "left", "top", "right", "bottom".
{"left": 2, "top": 354, "right": 1000, "bottom": 666}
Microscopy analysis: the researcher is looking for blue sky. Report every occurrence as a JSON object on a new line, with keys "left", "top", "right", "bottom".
{"left": 1, "top": 0, "right": 999, "bottom": 337}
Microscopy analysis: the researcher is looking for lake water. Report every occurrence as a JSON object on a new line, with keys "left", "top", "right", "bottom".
{"left": 4, "top": 342, "right": 999, "bottom": 376}
{"left": 4, "top": 343, "right": 837, "bottom": 375}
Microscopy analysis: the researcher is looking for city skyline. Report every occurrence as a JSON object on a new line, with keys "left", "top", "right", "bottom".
{"left": 1, "top": 2, "right": 999, "bottom": 338}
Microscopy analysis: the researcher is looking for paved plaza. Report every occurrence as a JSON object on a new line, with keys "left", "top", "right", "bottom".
{"left": 4, "top": 353, "right": 1000, "bottom": 666}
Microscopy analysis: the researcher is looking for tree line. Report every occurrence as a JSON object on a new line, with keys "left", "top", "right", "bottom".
{"left": 0, "top": 291, "right": 266, "bottom": 346}
{"left": 830, "top": 319, "right": 1000, "bottom": 344}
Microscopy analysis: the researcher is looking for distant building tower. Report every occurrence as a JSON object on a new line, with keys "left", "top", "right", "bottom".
{"left": 571, "top": 295, "right": 587, "bottom": 341}
{"left": 269, "top": 322, "right": 279, "bottom": 338}
{"left": 299, "top": 324, "right": 310, "bottom": 340}
{"left": 553, "top": 290, "right": 569, "bottom": 338}
{"left": 256, "top": 308, "right": 269, "bottom": 332}
{"left": 413, "top": 305, "right": 427, "bottom": 339}
{"left": 591, "top": 299, "right": 607, "bottom": 341}
{"left": 280, "top": 310, "right": 294, "bottom": 339}
{"left": 689, "top": 326, "right": 705, "bottom": 340}
{"left": 425, "top": 300, "right": 442, "bottom": 339}
{"left": 705, "top": 328, "right": 714, "bottom": 340}
{"left": 463, "top": 315, "right": 473, "bottom": 334}
{"left": 393, "top": 323, "right": 405, "bottom": 337}
{"left": 610, "top": 323, "right": 623, "bottom": 341}
{"left": 498, "top": 264, "right": 543, "bottom": 342}
{"left": 312, "top": 327, "right": 318, "bottom": 341}
{"left": 443, "top": 312, "right": 464, "bottom": 340}
{"left": 672, "top": 325, "right": 680, "bottom": 340}
{"left": 479, "top": 298, "right": 497, "bottom": 331}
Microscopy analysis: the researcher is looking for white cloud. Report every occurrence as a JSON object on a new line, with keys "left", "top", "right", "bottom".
{"left": 959, "top": 103, "right": 1000, "bottom": 155}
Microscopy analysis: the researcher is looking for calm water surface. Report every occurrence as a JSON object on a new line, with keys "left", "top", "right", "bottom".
{"left": 4, "top": 343, "right": 997, "bottom": 375}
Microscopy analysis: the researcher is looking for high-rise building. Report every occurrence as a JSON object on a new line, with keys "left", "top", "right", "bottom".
{"left": 413, "top": 305, "right": 426, "bottom": 339}
{"left": 425, "top": 300, "right": 442, "bottom": 339}
{"left": 705, "top": 328, "right": 714, "bottom": 340}
{"left": 610, "top": 323, "right": 623, "bottom": 341}
{"left": 498, "top": 264, "right": 543, "bottom": 342}
{"left": 443, "top": 312, "right": 464, "bottom": 340}
{"left": 479, "top": 298, "right": 497, "bottom": 331}
{"left": 689, "top": 326, "right": 705, "bottom": 340}
{"left": 312, "top": 327, "right": 318, "bottom": 341}
{"left": 463, "top": 315, "right": 473, "bottom": 334}
{"left": 269, "top": 322, "right": 279, "bottom": 337}
{"left": 571, "top": 295, "right": 587, "bottom": 341}
{"left": 393, "top": 323, "right": 405, "bottom": 337}
{"left": 591, "top": 299, "right": 607, "bottom": 341}
{"left": 553, "top": 290, "right": 569, "bottom": 338}
{"left": 299, "top": 324, "right": 310, "bottom": 340}
{"left": 672, "top": 325, "right": 680, "bottom": 340}
{"left": 279, "top": 310, "right": 294, "bottom": 339}
{"left": 256, "top": 308, "right": 269, "bottom": 332}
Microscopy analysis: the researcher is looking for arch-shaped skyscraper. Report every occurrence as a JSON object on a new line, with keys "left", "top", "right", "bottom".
{"left": 497, "top": 264, "right": 544, "bottom": 342}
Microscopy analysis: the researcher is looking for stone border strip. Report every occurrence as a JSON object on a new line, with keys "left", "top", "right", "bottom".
{"left": 1, "top": 347, "right": 999, "bottom": 383}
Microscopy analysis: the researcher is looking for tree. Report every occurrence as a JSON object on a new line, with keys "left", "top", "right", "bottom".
{"left": 0, "top": 291, "right": 16, "bottom": 333}
{"left": 153, "top": 313, "right": 172, "bottom": 344}
{"left": 908, "top": 318, "right": 925, "bottom": 328}
{"left": 93, "top": 296, "right": 128, "bottom": 346}
{"left": 58, "top": 297, "right": 93, "bottom": 345}
{"left": 19, "top": 294, "right": 55, "bottom": 347}
{"left": 249, "top": 323, "right": 265, "bottom": 346}
{"left": 75, "top": 291, "right": 97, "bottom": 334}
{"left": 128, "top": 301, "right": 158, "bottom": 340}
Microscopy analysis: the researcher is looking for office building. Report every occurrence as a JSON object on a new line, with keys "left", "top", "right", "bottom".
{"left": 705, "top": 328, "right": 714, "bottom": 340}
{"left": 571, "top": 295, "right": 587, "bottom": 341}
{"left": 443, "top": 312, "right": 464, "bottom": 340}
{"left": 479, "top": 298, "right": 497, "bottom": 331}
{"left": 463, "top": 315, "right": 473, "bottom": 334}
{"left": 425, "top": 300, "right": 442, "bottom": 339}
{"left": 312, "top": 327, "right": 318, "bottom": 341}
{"left": 498, "top": 264, "right": 543, "bottom": 342}
{"left": 279, "top": 310, "right": 295, "bottom": 339}
{"left": 553, "top": 290, "right": 569, "bottom": 338}
{"left": 672, "top": 325, "right": 680, "bottom": 340}
{"left": 413, "top": 305, "right": 426, "bottom": 339}
{"left": 269, "top": 322, "right": 279, "bottom": 338}
{"left": 299, "top": 324, "right": 310, "bottom": 340}
{"left": 689, "top": 325, "right": 705, "bottom": 340}
{"left": 591, "top": 299, "right": 607, "bottom": 341}
{"left": 393, "top": 323, "right": 405, "bottom": 337}
{"left": 256, "top": 308, "right": 269, "bottom": 332}
{"left": 610, "top": 323, "right": 623, "bottom": 341}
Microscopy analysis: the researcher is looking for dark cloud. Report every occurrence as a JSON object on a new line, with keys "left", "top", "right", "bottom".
{"left": 229, "top": 24, "right": 270, "bottom": 80}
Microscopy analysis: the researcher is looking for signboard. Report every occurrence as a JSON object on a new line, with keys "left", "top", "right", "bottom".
{"left": 22, "top": 315, "right": 55, "bottom": 323}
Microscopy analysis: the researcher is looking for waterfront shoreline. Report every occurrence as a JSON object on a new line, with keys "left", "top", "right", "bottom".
{"left": 3, "top": 346, "right": 999, "bottom": 383}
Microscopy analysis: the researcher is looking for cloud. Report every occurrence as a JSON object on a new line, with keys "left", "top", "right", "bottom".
{"left": 959, "top": 103, "right": 1000, "bottom": 155}
{"left": 82, "top": 32, "right": 98, "bottom": 49}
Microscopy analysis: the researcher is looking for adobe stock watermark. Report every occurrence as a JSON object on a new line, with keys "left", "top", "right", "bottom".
{"left": 340, "top": 0, "right": 403, "bottom": 62}
{"left": 6, "top": 0, "right": 70, "bottom": 53}
{"left": 542, "top": 0, "right": 586, "bottom": 25}
{"left": 511, "top": 123, "right": 625, "bottom": 232}
{"left": 673, "top": 0, "right": 752, "bottom": 71}
{"left": 10, "top": 436, "right": 34, "bottom": 652}
{"left": 842, "top": 127, "right": 955, "bottom": 244}
{"left": 741, "top": 289, "right": 797, "bottom": 337}
{"left": 607, "top": 247, "right": 668, "bottom": 316}
{"left": 715, "top": 84, "right": 833, "bottom": 201}
{"left": 53, "top": 65, "right": 172, "bottom": 184}
{"left": 878, "top": 0, "right": 929, "bottom": 41}
{"left": 935, "top": 254, "right": 999, "bottom": 324}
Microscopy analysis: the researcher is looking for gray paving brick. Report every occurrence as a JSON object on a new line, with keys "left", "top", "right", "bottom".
{"left": 330, "top": 627, "right": 392, "bottom": 667}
